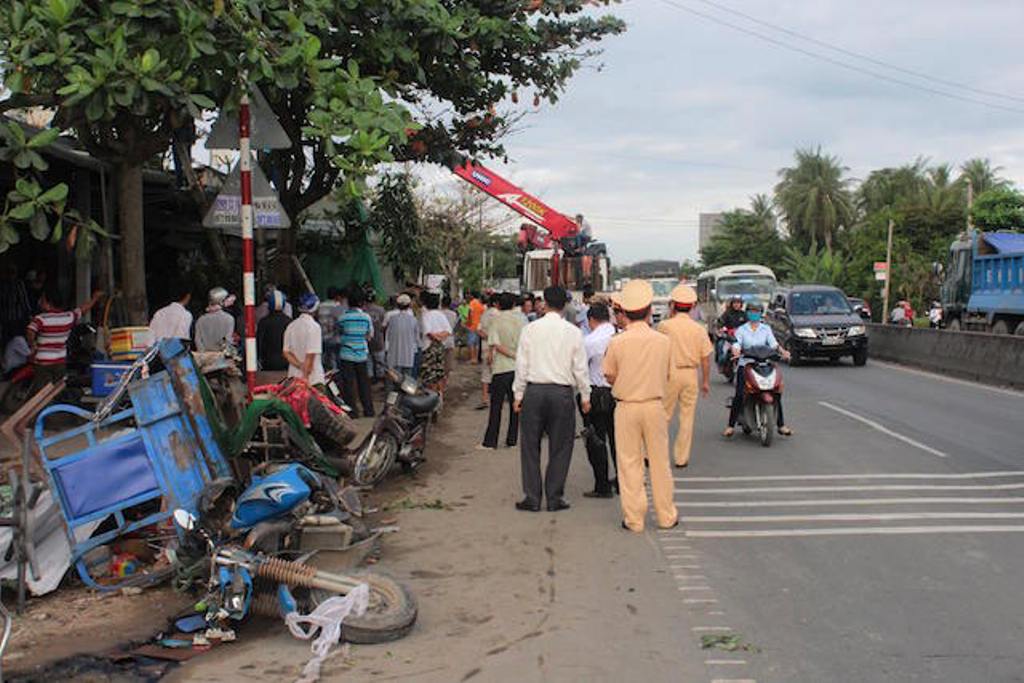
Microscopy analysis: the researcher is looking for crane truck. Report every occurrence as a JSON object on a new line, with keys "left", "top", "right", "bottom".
{"left": 452, "top": 160, "right": 610, "bottom": 294}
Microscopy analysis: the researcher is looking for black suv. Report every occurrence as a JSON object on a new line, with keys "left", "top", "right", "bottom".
{"left": 768, "top": 285, "right": 868, "bottom": 366}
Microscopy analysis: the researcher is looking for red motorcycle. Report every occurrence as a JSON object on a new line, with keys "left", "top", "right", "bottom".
{"left": 736, "top": 346, "right": 784, "bottom": 447}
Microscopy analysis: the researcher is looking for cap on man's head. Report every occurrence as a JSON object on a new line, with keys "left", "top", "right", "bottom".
{"left": 620, "top": 279, "right": 653, "bottom": 312}
{"left": 298, "top": 293, "right": 320, "bottom": 314}
{"left": 396, "top": 293, "right": 412, "bottom": 307}
{"left": 268, "top": 289, "right": 287, "bottom": 312}
{"left": 670, "top": 284, "right": 697, "bottom": 305}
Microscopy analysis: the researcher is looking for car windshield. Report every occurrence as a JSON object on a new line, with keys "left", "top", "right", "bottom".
{"left": 790, "top": 291, "right": 852, "bottom": 315}
{"left": 716, "top": 276, "right": 775, "bottom": 298}
{"left": 650, "top": 279, "right": 676, "bottom": 297}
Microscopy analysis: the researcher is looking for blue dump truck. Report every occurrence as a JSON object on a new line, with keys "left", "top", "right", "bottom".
{"left": 940, "top": 231, "right": 1024, "bottom": 334}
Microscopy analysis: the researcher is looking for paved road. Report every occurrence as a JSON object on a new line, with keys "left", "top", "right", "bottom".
{"left": 671, "top": 357, "right": 1024, "bottom": 682}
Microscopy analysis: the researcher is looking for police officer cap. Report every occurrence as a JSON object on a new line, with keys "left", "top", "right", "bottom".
{"left": 670, "top": 284, "right": 697, "bottom": 304}
{"left": 620, "top": 279, "right": 654, "bottom": 312}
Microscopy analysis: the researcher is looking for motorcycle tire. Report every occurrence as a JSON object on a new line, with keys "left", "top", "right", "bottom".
{"left": 760, "top": 404, "right": 775, "bottom": 448}
{"left": 312, "top": 571, "right": 417, "bottom": 644}
{"left": 353, "top": 433, "right": 399, "bottom": 487}
{"left": 308, "top": 397, "right": 358, "bottom": 450}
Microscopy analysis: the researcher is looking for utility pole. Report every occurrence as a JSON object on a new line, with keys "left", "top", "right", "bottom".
{"left": 966, "top": 177, "right": 974, "bottom": 233}
{"left": 882, "top": 216, "right": 894, "bottom": 324}
{"left": 239, "top": 92, "right": 256, "bottom": 394}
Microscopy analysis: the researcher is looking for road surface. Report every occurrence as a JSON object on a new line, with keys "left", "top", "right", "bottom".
{"left": 671, "top": 358, "right": 1024, "bottom": 683}
{"left": 172, "top": 359, "right": 1024, "bottom": 682}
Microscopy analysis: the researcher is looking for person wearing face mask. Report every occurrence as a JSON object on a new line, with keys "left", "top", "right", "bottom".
{"left": 723, "top": 301, "right": 793, "bottom": 438}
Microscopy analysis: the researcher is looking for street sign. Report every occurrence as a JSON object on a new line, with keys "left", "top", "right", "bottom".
{"left": 873, "top": 261, "right": 888, "bottom": 272}
{"left": 207, "top": 86, "right": 292, "bottom": 150}
{"left": 875, "top": 271, "right": 887, "bottom": 281}
{"left": 203, "top": 158, "right": 291, "bottom": 235}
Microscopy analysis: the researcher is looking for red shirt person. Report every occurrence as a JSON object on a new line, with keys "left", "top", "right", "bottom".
{"left": 25, "top": 285, "right": 102, "bottom": 393}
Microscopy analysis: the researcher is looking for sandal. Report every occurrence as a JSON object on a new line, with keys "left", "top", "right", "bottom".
{"left": 722, "top": 427, "right": 735, "bottom": 438}
{"left": 778, "top": 426, "right": 793, "bottom": 436}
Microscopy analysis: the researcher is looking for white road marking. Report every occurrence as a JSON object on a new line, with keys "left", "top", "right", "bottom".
{"left": 818, "top": 401, "right": 948, "bottom": 457}
{"left": 684, "top": 598, "right": 719, "bottom": 603}
{"left": 711, "top": 678, "right": 757, "bottom": 683}
{"left": 705, "top": 659, "right": 747, "bottom": 665}
{"left": 674, "top": 574, "right": 708, "bottom": 580}
{"left": 683, "top": 483, "right": 1024, "bottom": 494}
{"left": 872, "top": 359, "right": 1024, "bottom": 398}
{"left": 708, "top": 611, "right": 726, "bottom": 615}
{"left": 677, "top": 586, "right": 713, "bottom": 591}
{"left": 668, "top": 564, "right": 702, "bottom": 570}
{"left": 693, "top": 626, "right": 733, "bottom": 632}
{"left": 678, "top": 471, "right": 1024, "bottom": 482}
{"left": 684, "top": 512, "right": 1024, "bottom": 523}
{"left": 686, "top": 525, "right": 1024, "bottom": 538}
{"left": 677, "top": 497, "right": 1024, "bottom": 508}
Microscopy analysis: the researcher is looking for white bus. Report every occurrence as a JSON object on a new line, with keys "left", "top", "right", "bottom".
{"left": 696, "top": 264, "right": 777, "bottom": 327}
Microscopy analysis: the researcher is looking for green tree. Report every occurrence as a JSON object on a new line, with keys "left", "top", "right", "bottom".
{"left": 700, "top": 209, "right": 785, "bottom": 272}
{"left": 959, "top": 158, "right": 1009, "bottom": 196}
{"left": 780, "top": 243, "right": 846, "bottom": 285}
{"left": 971, "top": 187, "right": 1024, "bottom": 231}
{"left": 855, "top": 159, "right": 928, "bottom": 217}
{"left": 370, "top": 172, "right": 429, "bottom": 283}
{"left": 774, "top": 147, "right": 855, "bottom": 251}
{"left": 1, "top": 0, "right": 408, "bottom": 321}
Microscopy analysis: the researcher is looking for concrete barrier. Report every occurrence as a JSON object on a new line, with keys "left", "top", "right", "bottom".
{"left": 867, "top": 324, "right": 1024, "bottom": 389}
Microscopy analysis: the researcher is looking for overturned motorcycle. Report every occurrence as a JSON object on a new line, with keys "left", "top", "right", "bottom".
{"left": 171, "top": 464, "right": 417, "bottom": 645}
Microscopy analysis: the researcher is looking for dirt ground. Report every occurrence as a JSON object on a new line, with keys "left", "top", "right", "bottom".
{"left": 168, "top": 362, "right": 707, "bottom": 683}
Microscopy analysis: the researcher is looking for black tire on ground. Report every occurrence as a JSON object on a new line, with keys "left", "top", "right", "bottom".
{"left": 320, "top": 571, "right": 417, "bottom": 644}
{"left": 947, "top": 318, "right": 961, "bottom": 332}
{"left": 1015, "top": 321, "right": 1024, "bottom": 337}
{"left": 307, "top": 397, "right": 358, "bottom": 449}
{"left": 353, "top": 433, "right": 399, "bottom": 487}
{"left": 853, "top": 349, "right": 868, "bottom": 367}
{"left": 829, "top": 356, "right": 841, "bottom": 365}
{"left": 991, "top": 320, "right": 1011, "bottom": 335}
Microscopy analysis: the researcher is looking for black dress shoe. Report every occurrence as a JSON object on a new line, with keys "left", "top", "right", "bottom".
{"left": 583, "top": 490, "right": 614, "bottom": 499}
{"left": 515, "top": 499, "right": 541, "bottom": 512}
{"left": 547, "top": 499, "right": 571, "bottom": 512}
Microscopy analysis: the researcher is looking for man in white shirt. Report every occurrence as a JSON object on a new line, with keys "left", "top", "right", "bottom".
{"left": 148, "top": 285, "right": 193, "bottom": 343}
{"left": 282, "top": 293, "right": 326, "bottom": 387}
{"left": 512, "top": 286, "right": 591, "bottom": 512}
{"left": 581, "top": 302, "right": 617, "bottom": 498}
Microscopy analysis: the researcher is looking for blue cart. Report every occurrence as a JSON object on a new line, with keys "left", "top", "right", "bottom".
{"left": 35, "top": 339, "right": 231, "bottom": 590}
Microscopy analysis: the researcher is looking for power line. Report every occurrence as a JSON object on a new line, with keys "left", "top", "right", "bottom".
{"left": 656, "top": 0, "right": 1024, "bottom": 116}
{"left": 692, "top": 0, "right": 1024, "bottom": 105}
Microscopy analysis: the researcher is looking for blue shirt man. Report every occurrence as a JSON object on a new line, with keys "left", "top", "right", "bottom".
{"left": 731, "top": 320, "right": 779, "bottom": 366}
{"left": 338, "top": 307, "right": 373, "bottom": 363}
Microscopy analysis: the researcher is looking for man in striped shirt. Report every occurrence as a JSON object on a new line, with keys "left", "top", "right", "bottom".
{"left": 337, "top": 288, "right": 375, "bottom": 418}
{"left": 26, "top": 285, "right": 103, "bottom": 394}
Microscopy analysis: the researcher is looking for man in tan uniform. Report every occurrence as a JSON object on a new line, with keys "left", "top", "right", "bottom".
{"left": 603, "top": 280, "right": 678, "bottom": 532}
{"left": 658, "top": 284, "right": 713, "bottom": 468}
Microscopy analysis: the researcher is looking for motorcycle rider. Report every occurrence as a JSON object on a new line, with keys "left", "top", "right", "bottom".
{"left": 722, "top": 302, "right": 793, "bottom": 438}
{"left": 715, "top": 296, "right": 748, "bottom": 364}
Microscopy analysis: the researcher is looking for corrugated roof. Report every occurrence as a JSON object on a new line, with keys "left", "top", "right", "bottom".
{"left": 980, "top": 232, "right": 1024, "bottom": 255}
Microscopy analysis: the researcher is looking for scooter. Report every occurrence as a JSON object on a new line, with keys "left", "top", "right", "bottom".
{"left": 348, "top": 368, "right": 441, "bottom": 486}
{"left": 171, "top": 466, "right": 417, "bottom": 643}
{"left": 715, "top": 327, "right": 738, "bottom": 383}
{"left": 735, "top": 346, "right": 783, "bottom": 448}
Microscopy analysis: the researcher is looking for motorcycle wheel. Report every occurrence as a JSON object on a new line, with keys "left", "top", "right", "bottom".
{"left": 308, "top": 397, "right": 358, "bottom": 449}
{"left": 759, "top": 404, "right": 775, "bottom": 448}
{"left": 723, "top": 363, "right": 734, "bottom": 383}
{"left": 313, "top": 571, "right": 417, "bottom": 644}
{"left": 353, "top": 433, "right": 399, "bottom": 486}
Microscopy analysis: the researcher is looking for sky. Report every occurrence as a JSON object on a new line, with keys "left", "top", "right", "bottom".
{"left": 418, "top": 0, "right": 1024, "bottom": 265}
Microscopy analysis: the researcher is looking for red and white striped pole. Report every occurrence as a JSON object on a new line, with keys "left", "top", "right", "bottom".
{"left": 239, "top": 92, "right": 257, "bottom": 393}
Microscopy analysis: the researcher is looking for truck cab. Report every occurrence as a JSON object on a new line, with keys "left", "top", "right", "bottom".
{"left": 940, "top": 231, "right": 1024, "bottom": 335}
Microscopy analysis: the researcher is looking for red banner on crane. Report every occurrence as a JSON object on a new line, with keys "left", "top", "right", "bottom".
{"left": 452, "top": 161, "right": 580, "bottom": 240}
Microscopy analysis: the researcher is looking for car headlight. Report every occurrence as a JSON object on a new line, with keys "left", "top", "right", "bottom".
{"left": 794, "top": 327, "right": 817, "bottom": 339}
{"left": 847, "top": 325, "right": 866, "bottom": 336}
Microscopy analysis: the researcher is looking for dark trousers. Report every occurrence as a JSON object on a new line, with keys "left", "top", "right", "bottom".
{"left": 583, "top": 386, "right": 617, "bottom": 493}
{"left": 482, "top": 371, "right": 518, "bottom": 447}
{"left": 729, "top": 369, "right": 784, "bottom": 427}
{"left": 520, "top": 383, "right": 575, "bottom": 506}
{"left": 340, "top": 359, "right": 374, "bottom": 417}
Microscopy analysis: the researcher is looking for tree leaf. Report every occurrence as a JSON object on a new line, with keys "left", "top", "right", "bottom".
{"left": 29, "top": 211, "right": 50, "bottom": 240}
{"left": 189, "top": 93, "right": 216, "bottom": 109}
{"left": 38, "top": 183, "right": 69, "bottom": 204}
{"left": 27, "top": 128, "right": 60, "bottom": 148}
{"left": 140, "top": 48, "right": 160, "bottom": 73}
{"left": 8, "top": 201, "right": 37, "bottom": 221}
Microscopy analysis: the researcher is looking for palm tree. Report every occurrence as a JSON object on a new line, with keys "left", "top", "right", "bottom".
{"left": 855, "top": 158, "right": 928, "bottom": 217}
{"left": 774, "top": 147, "right": 855, "bottom": 251}
{"left": 959, "top": 158, "right": 1008, "bottom": 196}
{"left": 749, "top": 193, "right": 775, "bottom": 231}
